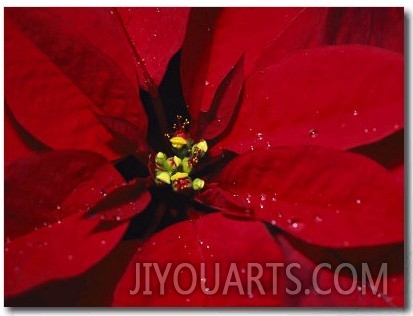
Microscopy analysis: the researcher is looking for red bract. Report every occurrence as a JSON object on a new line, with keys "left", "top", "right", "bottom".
{"left": 4, "top": 7, "right": 404, "bottom": 307}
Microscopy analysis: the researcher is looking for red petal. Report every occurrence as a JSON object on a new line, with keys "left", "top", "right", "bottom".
{"left": 117, "top": 8, "right": 190, "bottom": 87}
{"left": 88, "top": 179, "right": 152, "bottom": 222}
{"left": 4, "top": 104, "right": 49, "bottom": 166}
{"left": 323, "top": 8, "right": 404, "bottom": 53}
{"left": 217, "top": 46, "right": 403, "bottom": 153}
{"left": 5, "top": 212, "right": 128, "bottom": 297}
{"left": 182, "top": 8, "right": 304, "bottom": 122}
{"left": 5, "top": 150, "right": 126, "bottom": 239}
{"left": 4, "top": 150, "right": 133, "bottom": 296}
{"left": 112, "top": 212, "right": 286, "bottom": 306}
{"left": 200, "top": 146, "right": 403, "bottom": 247}
{"left": 256, "top": 8, "right": 403, "bottom": 71}
{"left": 5, "top": 8, "right": 147, "bottom": 160}
{"left": 6, "top": 239, "right": 141, "bottom": 307}
{"left": 192, "top": 56, "right": 244, "bottom": 141}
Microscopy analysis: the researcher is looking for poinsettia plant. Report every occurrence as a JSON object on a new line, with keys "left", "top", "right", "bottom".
{"left": 4, "top": 7, "right": 404, "bottom": 307}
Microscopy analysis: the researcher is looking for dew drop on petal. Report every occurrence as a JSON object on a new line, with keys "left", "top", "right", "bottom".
{"left": 256, "top": 132, "right": 263, "bottom": 141}
{"left": 100, "top": 189, "right": 107, "bottom": 197}
{"left": 206, "top": 245, "right": 210, "bottom": 249}
{"left": 204, "top": 80, "right": 210, "bottom": 86}
{"left": 241, "top": 268, "right": 246, "bottom": 274}
{"left": 343, "top": 241, "right": 350, "bottom": 247}
{"left": 394, "top": 124, "right": 400, "bottom": 130}
{"left": 155, "top": 7, "right": 160, "bottom": 13}
{"left": 364, "top": 128, "right": 369, "bottom": 133}
{"left": 68, "top": 254, "right": 74, "bottom": 260}
{"left": 356, "top": 199, "right": 361, "bottom": 205}
{"left": 100, "top": 240, "right": 107, "bottom": 246}
{"left": 315, "top": 216, "right": 323, "bottom": 223}
{"left": 309, "top": 129, "right": 318, "bottom": 138}
{"left": 260, "top": 194, "right": 266, "bottom": 201}
{"left": 116, "top": 216, "right": 121, "bottom": 221}
{"left": 353, "top": 110, "right": 359, "bottom": 116}
{"left": 56, "top": 205, "right": 61, "bottom": 210}
{"left": 271, "top": 220, "right": 277, "bottom": 226}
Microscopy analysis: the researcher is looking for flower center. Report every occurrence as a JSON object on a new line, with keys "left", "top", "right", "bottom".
{"left": 154, "top": 116, "right": 208, "bottom": 192}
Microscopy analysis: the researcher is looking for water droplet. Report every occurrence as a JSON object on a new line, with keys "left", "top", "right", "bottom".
{"left": 116, "top": 216, "right": 121, "bottom": 221}
{"left": 43, "top": 222, "right": 48, "bottom": 227}
{"left": 246, "top": 195, "right": 251, "bottom": 204}
{"left": 155, "top": 7, "right": 160, "bottom": 13}
{"left": 356, "top": 199, "right": 361, "bottom": 205}
{"left": 343, "top": 241, "right": 350, "bottom": 247}
{"left": 5, "top": 247, "right": 9, "bottom": 252}
{"left": 259, "top": 70, "right": 265, "bottom": 75}
{"left": 394, "top": 124, "right": 400, "bottom": 130}
{"left": 271, "top": 220, "right": 277, "bottom": 226}
{"left": 68, "top": 254, "right": 73, "bottom": 260}
{"left": 200, "top": 277, "right": 206, "bottom": 283}
{"left": 152, "top": 242, "right": 156, "bottom": 246}
{"left": 185, "top": 298, "right": 191, "bottom": 303}
{"left": 241, "top": 268, "right": 246, "bottom": 274}
{"left": 248, "top": 293, "right": 254, "bottom": 298}
{"left": 309, "top": 129, "right": 318, "bottom": 138}
{"left": 364, "top": 128, "right": 369, "bottom": 133}
{"left": 353, "top": 110, "right": 359, "bottom": 116}
{"left": 204, "top": 80, "right": 210, "bottom": 86}
{"left": 260, "top": 194, "right": 266, "bottom": 201}
{"left": 207, "top": 27, "right": 211, "bottom": 32}
{"left": 377, "top": 293, "right": 382, "bottom": 298}
{"left": 266, "top": 142, "right": 271, "bottom": 149}
{"left": 335, "top": 209, "right": 340, "bottom": 214}
{"left": 137, "top": 247, "right": 142, "bottom": 252}
{"left": 178, "top": 235, "right": 181, "bottom": 239}
{"left": 250, "top": 145, "right": 255, "bottom": 151}
{"left": 206, "top": 245, "right": 210, "bottom": 249}
{"left": 205, "top": 287, "right": 210, "bottom": 292}
{"left": 256, "top": 132, "right": 263, "bottom": 141}
{"left": 100, "top": 189, "right": 107, "bottom": 197}
{"left": 372, "top": 127, "right": 377, "bottom": 132}
{"left": 315, "top": 216, "right": 323, "bottom": 223}
{"left": 288, "top": 219, "right": 302, "bottom": 229}
{"left": 109, "top": 9, "right": 114, "bottom": 15}
{"left": 259, "top": 203, "right": 264, "bottom": 209}
{"left": 199, "top": 241, "right": 204, "bottom": 245}
{"left": 5, "top": 237, "right": 11, "bottom": 244}
{"left": 100, "top": 240, "right": 107, "bottom": 246}
{"left": 357, "top": 285, "right": 362, "bottom": 291}
{"left": 56, "top": 205, "right": 61, "bottom": 210}
{"left": 153, "top": 33, "right": 157, "bottom": 37}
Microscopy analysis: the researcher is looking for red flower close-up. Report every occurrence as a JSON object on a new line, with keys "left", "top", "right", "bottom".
{"left": 4, "top": 7, "right": 404, "bottom": 307}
